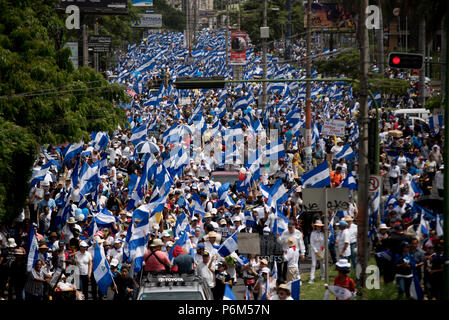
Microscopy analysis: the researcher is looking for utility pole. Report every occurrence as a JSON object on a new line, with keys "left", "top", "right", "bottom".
{"left": 237, "top": 0, "right": 241, "bottom": 31}
{"left": 94, "top": 18, "right": 99, "bottom": 73}
{"left": 285, "top": 0, "right": 292, "bottom": 61}
{"left": 225, "top": 0, "right": 230, "bottom": 69}
{"left": 304, "top": 0, "right": 313, "bottom": 171}
{"left": 261, "top": 0, "right": 268, "bottom": 115}
{"left": 376, "top": 0, "right": 384, "bottom": 75}
{"left": 419, "top": 17, "right": 426, "bottom": 107}
{"left": 193, "top": 0, "right": 198, "bottom": 45}
{"left": 83, "top": 23, "right": 88, "bottom": 67}
{"left": 443, "top": 1, "right": 449, "bottom": 302}
{"left": 357, "top": 0, "right": 370, "bottom": 287}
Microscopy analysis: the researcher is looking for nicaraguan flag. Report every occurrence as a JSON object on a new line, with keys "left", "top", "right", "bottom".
{"left": 334, "top": 144, "right": 355, "bottom": 161}
{"left": 63, "top": 141, "right": 84, "bottom": 163}
{"left": 264, "top": 138, "right": 285, "bottom": 161}
{"left": 300, "top": 161, "right": 331, "bottom": 188}
{"left": 93, "top": 243, "right": 114, "bottom": 296}
{"left": 130, "top": 123, "right": 147, "bottom": 145}
{"left": 286, "top": 279, "right": 301, "bottom": 300}
{"left": 409, "top": 273, "right": 424, "bottom": 300}
{"left": 409, "top": 179, "right": 424, "bottom": 197}
{"left": 217, "top": 231, "right": 238, "bottom": 257}
{"left": 122, "top": 204, "right": 150, "bottom": 274}
{"left": 26, "top": 225, "right": 39, "bottom": 272}
{"left": 341, "top": 172, "right": 357, "bottom": 190}
{"left": 94, "top": 207, "right": 119, "bottom": 229}
{"left": 223, "top": 284, "right": 236, "bottom": 300}
{"left": 272, "top": 211, "right": 289, "bottom": 236}
{"left": 428, "top": 114, "right": 444, "bottom": 130}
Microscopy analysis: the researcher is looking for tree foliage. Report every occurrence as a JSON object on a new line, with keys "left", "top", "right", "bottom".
{"left": 314, "top": 50, "right": 360, "bottom": 79}
{"left": 0, "top": 0, "right": 128, "bottom": 222}
{"left": 240, "top": 0, "right": 304, "bottom": 48}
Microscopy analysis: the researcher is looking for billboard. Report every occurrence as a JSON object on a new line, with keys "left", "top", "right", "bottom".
{"left": 88, "top": 35, "right": 112, "bottom": 53}
{"left": 304, "top": 2, "right": 356, "bottom": 31}
{"left": 131, "top": 14, "right": 162, "bottom": 28}
{"left": 63, "top": 42, "right": 78, "bottom": 70}
{"left": 59, "top": 0, "right": 127, "bottom": 9}
{"left": 132, "top": 0, "right": 153, "bottom": 6}
{"left": 230, "top": 31, "right": 247, "bottom": 65}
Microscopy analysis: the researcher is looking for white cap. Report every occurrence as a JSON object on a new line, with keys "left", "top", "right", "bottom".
{"left": 262, "top": 267, "right": 271, "bottom": 274}
{"left": 161, "top": 231, "right": 170, "bottom": 238}
{"left": 263, "top": 226, "right": 270, "bottom": 233}
{"left": 79, "top": 241, "right": 89, "bottom": 247}
{"left": 110, "top": 258, "right": 119, "bottom": 267}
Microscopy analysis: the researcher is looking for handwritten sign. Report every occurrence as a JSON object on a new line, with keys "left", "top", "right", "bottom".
{"left": 237, "top": 233, "right": 260, "bottom": 255}
{"left": 302, "top": 188, "right": 350, "bottom": 212}
{"left": 322, "top": 119, "right": 346, "bottom": 137}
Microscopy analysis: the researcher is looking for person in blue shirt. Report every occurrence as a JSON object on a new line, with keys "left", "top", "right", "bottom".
{"left": 393, "top": 241, "right": 413, "bottom": 298}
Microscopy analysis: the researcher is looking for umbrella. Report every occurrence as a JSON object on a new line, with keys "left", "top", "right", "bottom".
{"left": 135, "top": 141, "right": 160, "bottom": 154}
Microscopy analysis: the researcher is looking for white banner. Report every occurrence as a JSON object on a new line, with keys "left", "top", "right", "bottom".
{"left": 322, "top": 119, "right": 346, "bottom": 137}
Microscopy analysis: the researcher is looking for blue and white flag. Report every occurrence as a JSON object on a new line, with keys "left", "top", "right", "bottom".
{"left": 168, "top": 230, "right": 194, "bottom": 263}
{"left": 300, "top": 162, "right": 331, "bottom": 188}
{"left": 334, "top": 144, "right": 355, "bottom": 161}
{"left": 63, "top": 141, "right": 84, "bottom": 163}
{"left": 409, "top": 273, "right": 424, "bottom": 300}
{"left": 244, "top": 210, "right": 256, "bottom": 227}
{"left": 341, "top": 172, "right": 357, "bottom": 190}
{"left": 223, "top": 284, "right": 237, "bottom": 300}
{"left": 418, "top": 213, "right": 430, "bottom": 237}
{"left": 130, "top": 123, "right": 147, "bottom": 145}
{"left": 93, "top": 243, "right": 114, "bottom": 296}
{"left": 217, "top": 231, "right": 238, "bottom": 257}
{"left": 428, "top": 113, "right": 444, "bottom": 130}
{"left": 26, "top": 225, "right": 39, "bottom": 272}
{"left": 272, "top": 211, "right": 290, "bottom": 236}
{"left": 264, "top": 138, "right": 285, "bottom": 161}
{"left": 123, "top": 204, "right": 150, "bottom": 274}
{"left": 94, "top": 207, "right": 119, "bottom": 229}
{"left": 286, "top": 279, "right": 301, "bottom": 300}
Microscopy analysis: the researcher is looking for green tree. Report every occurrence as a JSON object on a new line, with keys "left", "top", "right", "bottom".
{"left": 0, "top": 0, "right": 128, "bottom": 222}
{"left": 240, "top": 0, "right": 304, "bottom": 48}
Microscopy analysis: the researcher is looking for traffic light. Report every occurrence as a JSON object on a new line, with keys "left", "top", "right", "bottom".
{"left": 174, "top": 76, "right": 226, "bottom": 89}
{"left": 388, "top": 52, "right": 423, "bottom": 69}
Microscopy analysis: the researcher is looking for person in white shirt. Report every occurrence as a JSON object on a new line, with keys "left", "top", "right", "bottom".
{"left": 343, "top": 216, "right": 358, "bottom": 269}
{"left": 278, "top": 222, "right": 306, "bottom": 259}
{"left": 283, "top": 237, "right": 300, "bottom": 282}
{"left": 330, "top": 139, "right": 344, "bottom": 169}
{"left": 396, "top": 152, "right": 408, "bottom": 170}
{"left": 309, "top": 220, "right": 325, "bottom": 283}
{"left": 435, "top": 165, "right": 444, "bottom": 197}
{"left": 75, "top": 241, "right": 92, "bottom": 300}
{"left": 336, "top": 158, "right": 348, "bottom": 179}
{"left": 195, "top": 251, "right": 216, "bottom": 289}
{"left": 107, "top": 239, "right": 124, "bottom": 263}
{"left": 336, "top": 221, "right": 351, "bottom": 261}
{"left": 388, "top": 159, "right": 401, "bottom": 189}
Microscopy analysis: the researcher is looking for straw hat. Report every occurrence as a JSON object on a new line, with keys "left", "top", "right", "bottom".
{"left": 313, "top": 220, "right": 325, "bottom": 227}
{"left": 207, "top": 231, "right": 219, "bottom": 238}
{"left": 6, "top": 238, "right": 17, "bottom": 248}
{"left": 286, "top": 237, "right": 296, "bottom": 247}
{"left": 278, "top": 283, "right": 291, "bottom": 294}
{"left": 150, "top": 239, "right": 164, "bottom": 247}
